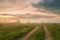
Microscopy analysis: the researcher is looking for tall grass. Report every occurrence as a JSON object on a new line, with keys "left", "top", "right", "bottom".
{"left": 1, "top": 23, "right": 60, "bottom": 40}
{"left": 0, "top": 23, "right": 35, "bottom": 40}
{"left": 44, "top": 23, "right": 60, "bottom": 40}
{"left": 28, "top": 27, "right": 45, "bottom": 40}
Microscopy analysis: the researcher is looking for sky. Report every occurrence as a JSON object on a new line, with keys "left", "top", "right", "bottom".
{"left": 0, "top": 0, "right": 37, "bottom": 10}
{"left": 33, "top": 0, "right": 60, "bottom": 14}
{"left": 0, "top": 0, "right": 39, "bottom": 14}
{"left": 0, "top": 0, "right": 60, "bottom": 14}
{"left": 0, "top": 0, "right": 60, "bottom": 23}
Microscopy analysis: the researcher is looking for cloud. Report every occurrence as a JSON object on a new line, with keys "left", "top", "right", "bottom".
{"left": 32, "top": 0, "right": 60, "bottom": 14}
{"left": 0, "top": 0, "right": 27, "bottom": 9}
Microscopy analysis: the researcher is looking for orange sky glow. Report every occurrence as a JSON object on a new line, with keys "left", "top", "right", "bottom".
{"left": 0, "top": 0, "right": 60, "bottom": 23}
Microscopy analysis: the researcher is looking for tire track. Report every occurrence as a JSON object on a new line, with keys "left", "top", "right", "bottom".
{"left": 22, "top": 26, "right": 40, "bottom": 40}
{"left": 44, "top": 26, "right": 53, "bottom": 40}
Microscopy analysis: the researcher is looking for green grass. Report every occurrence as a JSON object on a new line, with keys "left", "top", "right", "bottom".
{"left": 44, "top": 23, "right": 60, "bottom": 40}
{"left": 1, "top": 23, "right": 60, "bottom": 40}
{"left": 28, "top": 27, "right": 45, "bottom": 40}
{"left": 0, "top": 23, "right": 35, "bottom": 40}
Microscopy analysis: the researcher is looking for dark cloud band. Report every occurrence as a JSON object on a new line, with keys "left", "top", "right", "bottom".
{"left": 32, "top": 0, "right": 60, "bottom": 14}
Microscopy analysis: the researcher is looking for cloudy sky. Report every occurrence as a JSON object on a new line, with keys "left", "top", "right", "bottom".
{"left": 0, "top": 0, "right": 37, "bottom": 11}
{"left": 0, "top": 0, "right": 60, "bottom": 23}
{"left": 0, "top": 0, "right": 39, "bottom": 14}
{"left": 33, "top": 0, "right": 60, "bottom": 14}
{"left": 0, "top": 0, "right": 60, "bottom": 14}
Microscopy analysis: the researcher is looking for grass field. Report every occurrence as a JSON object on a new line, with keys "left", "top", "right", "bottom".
{"left": 28, "top": 27, "right": 45, "bottom": 40}
{"left": 0, "top": 23, "right": 60, "bottom": 40}
{"left": 0, "top": 23, "right": 36, "bottom": 40}
{"left": 44, "top": 23, "right": 60, "bottom": 40}
{"left": 0, "top": 23, "right": 45, "bottom": 40}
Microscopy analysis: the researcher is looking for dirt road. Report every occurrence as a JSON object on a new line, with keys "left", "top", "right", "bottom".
{"left": 22, "top": 26, "right": 40, "bottom": 40}
{"left": 44, "top": 26, "right": 53, "bottom": 40}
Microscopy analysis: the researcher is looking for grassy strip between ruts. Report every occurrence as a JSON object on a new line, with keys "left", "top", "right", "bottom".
{"left": 44, "top": 23, "right": 60, "bottom": 40}
{"left": 28, "top": 26, "right": 45, "bottom": 40}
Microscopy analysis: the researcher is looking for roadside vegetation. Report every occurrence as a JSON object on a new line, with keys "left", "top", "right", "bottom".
{"left": 0, "top": 23, "right": 60, "bottom": 40}
{"left": 44, "top": 23, "right": 60, "bottom": 40}
{"left": 0, "top": 23, "right": 36, "bottom": 40}
{"left": 28, "top": 27, "right": 45, "bottom": 40}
